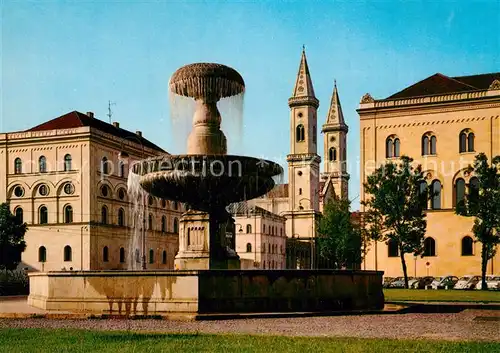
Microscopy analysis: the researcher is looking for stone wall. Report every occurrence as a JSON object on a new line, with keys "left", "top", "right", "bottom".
{"left": 28, "top": 269, "right": 384, "bottom": 315}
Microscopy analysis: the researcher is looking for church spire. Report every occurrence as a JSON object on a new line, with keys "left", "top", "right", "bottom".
{"left": 289, "top": 47, "right": 319, "bottom": 108}
{"left": 323, "top": 80, "right": 348, "bottom": 132}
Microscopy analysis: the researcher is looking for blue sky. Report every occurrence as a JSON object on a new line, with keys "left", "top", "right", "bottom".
{"left": 2, "top": 1, "right": 499, "bottom": 209}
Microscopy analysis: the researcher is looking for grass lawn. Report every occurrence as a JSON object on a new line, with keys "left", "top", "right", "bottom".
{"left": 0, "top": 329, "right": 498, "bottom": 353}
{"left": 384, "top": 288, "right": 500, "bottom": 303}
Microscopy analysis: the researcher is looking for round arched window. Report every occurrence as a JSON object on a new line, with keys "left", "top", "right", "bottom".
{"left": 101, "top": 185, "right": 108, "bottom": 197}
{"left": 14, "top": 186, "right": 24, "bottom": 197}
{"left": 39, "top": 184, "right": 48, "bottom": 196}
{"left": 64, "top": 183, "right": 74, "bottom": 195}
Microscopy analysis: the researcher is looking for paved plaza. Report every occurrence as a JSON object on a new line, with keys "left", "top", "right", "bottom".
{"left": 1, "top": 297, "right": 499, "bottom": 342}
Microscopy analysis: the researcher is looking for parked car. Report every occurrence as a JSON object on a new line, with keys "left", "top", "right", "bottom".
{"left": 411, "top": 276, "right": 435, "bottom": 289}
{"left": 383, "top": 277, "right": 396, "bottom": 288}
{"left": 389, "top": 277, "right": 415, "bottom": 288}
{"left": 454, "top": 275, "right": 481, "bottom": 290}
{"left": 430, "top": 276, "right": 459, "bottom": 289}
{"left": 408, "top": 277, "right": 420, "bottom": 288}
{"left": 475, "top": 276, "right": 500, "bottom": 290}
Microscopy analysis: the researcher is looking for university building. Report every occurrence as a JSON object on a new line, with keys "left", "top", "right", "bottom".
{"left": 0, "top": 111, "right": 182, "bottom": 271}
{"left": 359, "top": 73, "right": 500, "bottom": 277}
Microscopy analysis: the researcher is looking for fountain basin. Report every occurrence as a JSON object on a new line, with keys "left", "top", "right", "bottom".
{"left": 134, "top": 155, "right": 283, "bottom": 212}
{"left": 28, "top": 270, "right": 384, "bottom": 317}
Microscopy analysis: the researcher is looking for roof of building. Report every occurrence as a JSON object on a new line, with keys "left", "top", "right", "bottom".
{"left": 227, "top": 202, "right": 285, "bottom": 219}
{"left": 291, "top": 48, "right": 316, "bottom": 98}
{"left": 263, "top": 183, "right": 289, "bottom": 198}
{"left": 27, "top": 110, "right": 165, "bottom": 152}
{"left": 387, "top": 72, "right": 500, "bottom": 99}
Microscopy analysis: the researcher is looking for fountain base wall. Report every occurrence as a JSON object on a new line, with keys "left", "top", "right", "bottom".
{"left": 28, "top": 270, "right": 384, "bottom": 315}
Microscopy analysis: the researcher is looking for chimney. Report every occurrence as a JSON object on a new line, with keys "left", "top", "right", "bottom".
{"left": 112, "top": 122, "right": 120, "bottom": 128}
{"left": 136, "top": 130, "right": 142, "bottom": 137}
{"left": 87, "top": 111, "right": 94, "bottom": 118}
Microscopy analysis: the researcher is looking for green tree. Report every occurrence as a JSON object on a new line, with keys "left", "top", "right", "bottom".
{"left": 362, "top": 156, "right": 428, "bottom": 288}
{"left": 0, "top": 203, "right": 27, "bottom": 270}
{"left": 456, "top": 153, "right": 500, "bottom": 290}
{"left": 316, "top": 198, "right": 362, "bottom": 269}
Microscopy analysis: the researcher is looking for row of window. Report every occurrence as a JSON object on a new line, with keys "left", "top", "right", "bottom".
{"left": 12, "top": 182, "right": 75, "bottom": 198}
{"left": 37, "top": 245, "right": 169, "bottom": 265}
{"left": 385, "top": 129, "right": 475, "bottom": 158}
{"left": 262, "top": 260, "right": 282, "bottom": 269}
{"left": 15, "top": 204, "right": 178, "bottom": 233}
{"left": 245, "top": 243, "right": 284, "bottom": 254}
{"left": 387, "top": 236, "right": 475, "bottom": 258}
{"left": 242, "top": 224, "right": 284, "bottom": 236}
{"left": 416, "top": 177, "right": 479, "bottom": 211}
{"left": 99, "top": 185, "right": 179, "bottom": 211}
{"left": 14, "top": 155, "right": 72, "bottom": 174}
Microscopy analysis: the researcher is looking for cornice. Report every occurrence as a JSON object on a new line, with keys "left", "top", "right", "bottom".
{"left": 371, "top": 115, "right": 499, "bottom": 130}
{"left": 321, "top": 123, "right": 348, "bottom": 133}
{"left": 286, "top": 153, "right": 321, "bottom": 163}
{"left": 288, "top": 96, "right": 320, "bottom": 109}
{"left": 358, "top": 100, "right": 500, "bottom": 120}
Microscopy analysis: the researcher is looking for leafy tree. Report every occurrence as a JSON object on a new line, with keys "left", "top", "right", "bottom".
{"left": 362, "top": 156, "right": 428, "bottom": 288}
{"left": 456, "top": 153, "right": 500, "bottom": 290}
{"left": 0, "top": 203, "right": 27, "bottom": 270}
{"left": 316, "top": 198, "right": 362, "bottom": 269}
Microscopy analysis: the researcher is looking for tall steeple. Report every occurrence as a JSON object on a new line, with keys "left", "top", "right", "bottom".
{"left": 291, "top": 47, "right": 316, "bottom": 100}
{"left": 321, "top": 80, "right": 349, "bottom": 199}
{"left": 325, "top": 81, "right": 347, "bottom": 130}
{"left": 287, "top": 47, "right": 321, "bottom": 212}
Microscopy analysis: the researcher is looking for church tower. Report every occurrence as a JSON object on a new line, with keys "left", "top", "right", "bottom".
{"left": 287, "top": 48, "right": 321, "bottom": 212}
{"left": 321, "top": 81, "right": 349, "bottom": 199}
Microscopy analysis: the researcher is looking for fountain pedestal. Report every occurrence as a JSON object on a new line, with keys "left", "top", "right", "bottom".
{"left": 175, "top": 209, "right": 240, "bottom": 270}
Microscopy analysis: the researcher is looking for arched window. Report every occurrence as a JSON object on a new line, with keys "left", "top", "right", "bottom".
{"left": 39, "top": 156, "right": 47, "bottom": 173}
{"left": 469, "top": 177, "right": 479, "bottom": 206}
{"left": 14, "top": 158, "right": 22, "bottom": 174}
{"left": 296, "top": 124, "right": 305, "bottom": 142}
{"left": 38, "top": 246, "right": 46, "bottom": 262}
{"left": 299, "top": 188, "right": 302, "bottom": 195}
{"left": 387, "top": 239, "right": 399, "bottom": 257}
{"left": 162, "top": 250, "right": 167, "bottom": 264}
{"left": 149, "top": 249, "right": 154, "bottom": 264}
{"left": 173, "top": 201, "right": 179, "bottom": 210}
{"left": 39, "top": 206, "right": 48, "bottom": 224}
{"left": 103, "top": 246, "right": 109, "bottom": 262}
{"left": 419, "top": 181, "right": 428, "bottom": 210}
{"left": 263, "top": 224, "right": 266, "bottom": 233}
{"left": 430, "top": 136, "right": 437, "bottom": 155}
{"left": 246, "top": 224, "right": 252, "bottom": 233}
{"left": 246, "top": 243, "right": 252, "bottom": 253}
{"left": 394, "top": 138, "right": 400, "bottom": 157}
{"left": 268, "top": 243, "right": 271, "bottom": 253}
{"left": 135, "top": 249, "right": 140, "bottom": 263}
{"left": 386, "top": 138, "right": 393, "bottom": 158}
{"left": 423, "top": 237, "right": 436, "bottom": 257}
{"left": 461, "top": 236, "right": 474, "bottom": 256}
{"left": 148, "top": 213, "right": 153, "bottom": 230}
{"left": 459, "top": 130, "right": 475, "bottom": 153}
{"left": 15, "top": 207, "right": 23, "bottom": 223}
{"left": 64, "top": 205, "right": 73, "bottom": 223}
{"left": 63, "top": 245, "right": 72, "bottom": 261}
{"left": 173, "top": 218, "right": 178, "bottom": 233}
{"left": 101, "top": 206, "right": 108, "bottom": 224}
{"left": 430, "top": 180, "right": 441, "bottom": 210}
{"left": 101, "top": 157, "right": 109, "bottom": 175}
{"left": 119, "top": 161, "right": 125, "bottom": 178}
{"left": 454, "top": 178, "right": 466, "bottom": 210}
{"left": 161, "top": 216, "right": 166, "bottom": 232}
{"left": 118, "top": 208, "right": 125, "bottom": 226}
{"left": 119, "top": 247, "right": 125, "bottom": 263}
{"left": 329, "top": 147, "right": 337, "bottom": 161}
{"left": 467, "top": 133, "right": 475, "bottom": 152}
{"left": 64, "top": 154, "right": 72, "bottom": 171}
{"left": 422, "top": 135, "right": 429, "bottom": 156}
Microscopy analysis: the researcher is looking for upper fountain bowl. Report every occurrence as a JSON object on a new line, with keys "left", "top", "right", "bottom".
{"left": 169, "top": 63, "right": 245, "bottom": 101}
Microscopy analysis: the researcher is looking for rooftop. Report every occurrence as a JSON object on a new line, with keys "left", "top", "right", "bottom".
{"left": 27, "top": 111, "right": 165, "bottom": 152}
{"left": 387, "top": 72, "right": 500, "bottom": 100}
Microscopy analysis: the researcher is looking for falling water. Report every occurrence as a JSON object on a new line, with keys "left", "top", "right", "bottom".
{"left": 169, "top": 91, "right": 196, "bottom": 154}
{"left": 127, "top": 171, "right": 147, "bottom": 270}
{"left": 218, "top": 92, "right": 244, "bottom": 155}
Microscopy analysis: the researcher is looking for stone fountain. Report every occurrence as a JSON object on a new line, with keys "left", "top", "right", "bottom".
{"left": 134, "top": 63, "right": 283, "bottom": 269}
{"left": 27, "top": 63, "right": 384, "bottom": 317}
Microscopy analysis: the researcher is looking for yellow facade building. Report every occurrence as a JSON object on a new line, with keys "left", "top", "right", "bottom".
{"left": 359, "top": 73, "right": 500, "bottom": 277}
{"left": 0, "top": 111, "right": 181, "bottom": 271}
